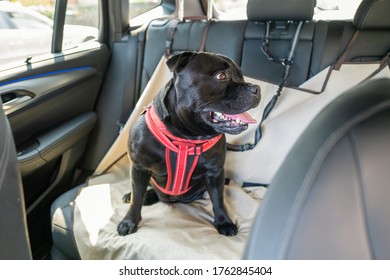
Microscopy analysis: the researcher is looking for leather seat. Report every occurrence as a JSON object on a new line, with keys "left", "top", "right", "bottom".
{"left": 0, "top": 99, "right": 32, "bottom": 259}
{"left": 50, "top": 0, "right": 389, "bottom": 259}
{"left": 244, "top": 78, "right": 390, "bottom": 259}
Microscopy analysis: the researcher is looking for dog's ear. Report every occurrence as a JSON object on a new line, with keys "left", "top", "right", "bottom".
{"left": 154, "top": 79, "right": 174, "bottom": 121}
{"left": 166, "top": 51, "right": 195, "bottom": 72}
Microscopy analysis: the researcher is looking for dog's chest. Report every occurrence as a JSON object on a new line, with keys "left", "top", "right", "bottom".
{"left": 148, "top": 144, "right": 210, "bottom": 196}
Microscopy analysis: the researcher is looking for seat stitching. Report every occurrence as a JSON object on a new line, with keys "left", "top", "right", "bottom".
{"left": 349, "top": 129, "right": 375, "bottom": 259}
{"left": 277, "top": 100, "right": 390, "bottom": 258}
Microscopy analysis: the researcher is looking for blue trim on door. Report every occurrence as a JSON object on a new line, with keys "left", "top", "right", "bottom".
{"left": 0, "top": 66, "right": 93, "bottom": 87}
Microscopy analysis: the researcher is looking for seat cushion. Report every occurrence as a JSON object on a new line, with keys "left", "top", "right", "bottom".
{"left": 71, "top": 173, "right": 266, "bottom": 259}
{"left": 51, "top": 185, "right": 83, "bottom": 259}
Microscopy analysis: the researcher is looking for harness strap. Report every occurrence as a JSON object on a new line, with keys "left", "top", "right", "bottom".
{"left": 145, "top": 105, "right": 222, "bottom": 195}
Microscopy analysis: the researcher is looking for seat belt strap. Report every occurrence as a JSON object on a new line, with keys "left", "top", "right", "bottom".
{"left": 117, "top": 31, "right": 144, "bottom": 131}
{"left": 165, "top": 20, "right": 180, "bottom": 58}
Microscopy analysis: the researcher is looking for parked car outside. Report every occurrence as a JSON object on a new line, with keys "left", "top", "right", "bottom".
{"left": 0, "top": 1, "right": 98, "bottom": 66}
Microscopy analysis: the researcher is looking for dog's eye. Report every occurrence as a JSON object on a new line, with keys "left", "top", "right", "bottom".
{"left": 216, "top": 72, "right": 227, "bottom": 80}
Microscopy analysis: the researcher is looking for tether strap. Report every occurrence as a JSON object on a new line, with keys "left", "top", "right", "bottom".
{"left": 227, "top": 21, "right": 304, "bottom": 152}
{"left": 145, "top": 105, "right": 222, "bottom": 195}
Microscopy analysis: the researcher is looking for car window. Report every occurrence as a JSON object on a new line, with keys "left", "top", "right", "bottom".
{"left": 213, "top": 0, "right": 362, "bottom": 20}
{"left": 129, "top": 0, "right": 165, "bottom": 27}
{"left": 4, "top": 11, "right": 51, "bottom": 28}
{"left": 62, "top": 0, "right": 99, "bottom": 51}
{"left": 0, "top": 12, "right": 9, "bottom": 29}
{"left": 214, "top": 0, "right": 247, "bottom": 20}
{"left": 314, "top": 0, "right": 362, "bottom": 20}
{"left": 0, "top": 0, "right": 99, "bottom": 68}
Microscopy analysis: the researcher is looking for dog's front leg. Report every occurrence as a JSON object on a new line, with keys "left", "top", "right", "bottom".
{"left": 206, "top": 169, "right": 238, "bottom": 236}
{"left": 117, "top": 165, "right": 150, "bottom": 235}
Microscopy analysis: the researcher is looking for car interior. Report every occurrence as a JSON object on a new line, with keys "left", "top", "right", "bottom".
{"left": 0, "top": 0, "right": 389, "bottom": 260}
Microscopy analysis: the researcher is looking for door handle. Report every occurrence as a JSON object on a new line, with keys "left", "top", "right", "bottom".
{"left": 1, "top": 91, "right": 34, "bottom": 111}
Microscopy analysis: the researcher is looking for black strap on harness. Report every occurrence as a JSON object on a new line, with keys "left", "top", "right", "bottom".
{"left": 227, "top": 21, "right": 304, "bottom": 152}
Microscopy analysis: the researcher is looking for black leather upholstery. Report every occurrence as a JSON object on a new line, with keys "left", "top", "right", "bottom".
{"left": 50, "top": 185, "right": 82, "bottom": 259}
{"left": 353, "top": 0, "right": 390, "bottom": 30}
{"left": 310, "top": 0, "right": 390, "bottom": 78}
{"left": 247, "top": 0, "right": 316, "bottom": 21}
{"left": 243, "top": 0, "right": 316, "bottom": 86}
{"left": 50, "top": 0, "right": 390, "bottom": 259}
{"left": 0, "top": 100, "right": 32, "bottom": 259}
{"left": 244, "top": 78, "right": 390, "bottom": 259}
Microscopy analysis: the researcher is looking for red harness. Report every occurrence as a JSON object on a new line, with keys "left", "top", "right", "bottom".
{"left": 145, "top": 105, "right": 222, "bottom": 196}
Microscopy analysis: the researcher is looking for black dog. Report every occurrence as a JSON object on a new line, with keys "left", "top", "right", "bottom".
{"left": 117, "top": 51, "right": 260, "bottom": 236}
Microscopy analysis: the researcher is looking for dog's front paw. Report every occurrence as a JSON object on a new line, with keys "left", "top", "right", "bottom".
{"left": 117, "top": 220, "right": 138, "bottom": 236}
{"left": 216, "top": 222, "right": 238, "bottom": 236}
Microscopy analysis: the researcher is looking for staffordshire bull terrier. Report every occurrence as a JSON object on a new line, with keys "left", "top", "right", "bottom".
{"left": 117, "top": 51, "right": 260, "bottom": 236}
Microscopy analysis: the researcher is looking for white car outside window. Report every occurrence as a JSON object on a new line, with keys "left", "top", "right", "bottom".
{"left": 0, "top": 2, "right": 98, "bottom": 66}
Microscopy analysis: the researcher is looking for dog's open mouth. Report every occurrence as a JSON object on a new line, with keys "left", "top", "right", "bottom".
{"left": 207, "top": 111, "right": 256, "bottom": 134}
{"left": 211, "top": 111, "right": 256, "bottom": 125}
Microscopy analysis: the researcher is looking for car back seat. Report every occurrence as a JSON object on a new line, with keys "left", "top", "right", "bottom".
{"left": 50, "top": 0, "right": 390, "bottom": 259}
{"left": 224, "top": 0, "right": 390, "bottom": 185}
{"left": 49, "top": 0, "right": 317, "bottom": 260}
{"left": 140, "top": 19, "right": 248, "bottom": 92}
{"left": 241, "top": 0, "right": 316, "bottom": 86}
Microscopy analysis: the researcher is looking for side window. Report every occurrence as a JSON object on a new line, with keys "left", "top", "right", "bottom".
{"left": 0, "top": 13, "right": 10, "bottom": 29}
{"left": 214, "top": 0, "right": 247, "bottom": 20}
{"left": 63, "top": 0, "right": 99, "bottom": 51}
{"left": 129, "top": 0, "right": 165, "bottom": 27}
{"left": 0, "top": 1, "right": 55, "bottom": 67}
{"left": 0, "top": 0, "right": 99, "bottom": 68}
{"left": 314, "top": 0, "right": 362, "bottom": 20}
{"left": 213, "top": 0, "right": 362, "bottom": 20}
{"left": 5, "top": 11, "right": 51, "bottom": 28}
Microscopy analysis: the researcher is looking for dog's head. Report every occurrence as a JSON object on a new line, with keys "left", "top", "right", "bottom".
{"left": 157, "top": 51, "right": 261, "bottom": 137}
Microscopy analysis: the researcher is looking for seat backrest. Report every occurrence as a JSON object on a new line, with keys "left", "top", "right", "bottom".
{"left": 140, "top": 17, "right": 248, "bottom": 93}
{"left": 348, "top": 0, "right": 390, "bottom": 63}
{"left": 244, "top": 78, "right": 390, "bottom": 259}
{"left": 310, "top": 0, "right": 390, "bottom": 76}
{"left": 0, "top": 100, "right": 31, "bottom": 259}
{"left": 241, "top": 0, "right": 316, "bottom": 86}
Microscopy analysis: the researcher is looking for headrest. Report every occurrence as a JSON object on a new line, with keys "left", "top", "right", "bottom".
{"left": 353, "top": 0, "right": 390, "bottom": 30}
{"left": 247, "top": 0, "right": 317, "bottom": 21}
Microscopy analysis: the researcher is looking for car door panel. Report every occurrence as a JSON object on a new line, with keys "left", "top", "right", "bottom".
{"left": 2, "top": 64, "right": 99, "bottom": 146}
{"left": 17, "top": 111, "right": 96, "bottom": 177}
{"left": 0, "top": 42, "right": 110, "bottom": 257}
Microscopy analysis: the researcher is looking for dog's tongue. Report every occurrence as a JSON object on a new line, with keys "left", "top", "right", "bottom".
{"left": 224, "top": 112, "right": 256, "bottom": 124}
